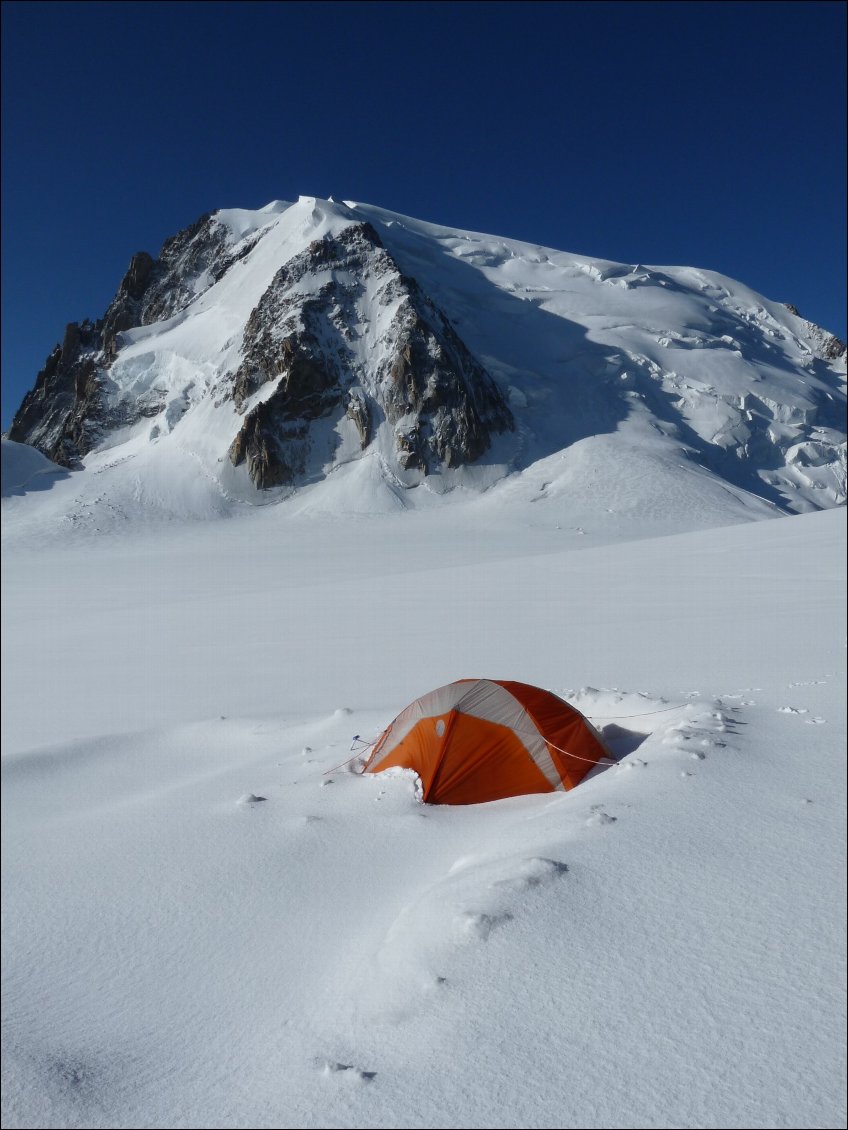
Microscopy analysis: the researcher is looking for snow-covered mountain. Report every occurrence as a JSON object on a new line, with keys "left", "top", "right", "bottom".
{"left": 7, "top": 196, "right": 846, "bottom": 527}
{"left": 4, "top": 200, "right": 846, "bottom": 1130}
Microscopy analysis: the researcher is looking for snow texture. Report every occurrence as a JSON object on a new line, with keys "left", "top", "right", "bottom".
{"left": 1, "top": 200, "right": 846, "bottom": 1130}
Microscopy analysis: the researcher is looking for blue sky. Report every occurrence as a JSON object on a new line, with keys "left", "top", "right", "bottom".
{"left": 2, "top": 0, "right": 845, "bottom": 428}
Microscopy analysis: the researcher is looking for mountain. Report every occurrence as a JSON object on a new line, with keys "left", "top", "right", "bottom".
{"left": 7, "top": 196, "right": 846, "bottom": 524}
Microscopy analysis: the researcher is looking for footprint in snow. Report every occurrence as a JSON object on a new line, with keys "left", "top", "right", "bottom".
{"left": 805, "top": 717, "right": 827, "bottom": 725}
{"left": 237, "top": 793, "right": 267, "bottom": 805}
{"left": 50, "top": 1058, "right": 93, "bottom": 1091}
{"left": 586, "top": 808, "right": 617, "bottom": 827}
{"left": 318, "top": 1060, "right": 376, "bottom": 1082}
{"left": 454, "top": 910, "right": 514, "bottom": 942}
{"left": 491, "top": 857, "right": 568, "bottom": 891}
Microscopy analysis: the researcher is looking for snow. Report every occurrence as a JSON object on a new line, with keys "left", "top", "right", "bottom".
{"left": 2, "top": 468, "right": 846, "bottom": 1128}
{"left": 1, "top": 197, "right": 846, "bottom": 1128}
{"left": 1, "top": 439, "right": 68, "bottom": 497}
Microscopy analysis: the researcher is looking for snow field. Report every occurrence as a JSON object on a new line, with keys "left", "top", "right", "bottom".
{"left": 2, "top": 501, "right": 845, "bottom": 1129}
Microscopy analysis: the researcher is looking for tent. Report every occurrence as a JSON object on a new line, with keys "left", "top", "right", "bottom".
{"left": 361, "top": 679, "right": 612, "bottom": 804}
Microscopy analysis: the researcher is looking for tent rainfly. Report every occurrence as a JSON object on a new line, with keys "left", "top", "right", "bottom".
{"left": 362, "top": 679, "right": 612, "bottom": 804}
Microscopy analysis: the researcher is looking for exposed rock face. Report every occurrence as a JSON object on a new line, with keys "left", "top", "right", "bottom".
{"left": 346, "top": 390, "right": 371, "bottom": 449}
{"left": 799, "top": 323, "right": 846, "bottom": 364}
{"left": 783, "top": 303, "right": 846, "bottom": 362}
{"left": 8, "top": 212, "right": 266, "bottom": 465}
{"left": 100, "top": 213, "right": 270, "bottom": 359}
{"left": 8, "top": 219, "right": 200, "bottom": 459}
{"left": 227, "top": 399, "right": 304, "bottom": 488}
{"left": 820, "top": 333, "right": 846, "bottom": 361}
{"left": 227, "top": 221, "right": 513, "bottom": 487}
{"left": 102, "top": 251, "right": 155, "bottom": 360}
{"left": 8, "top": 319, "right": 104, "bottom": 466}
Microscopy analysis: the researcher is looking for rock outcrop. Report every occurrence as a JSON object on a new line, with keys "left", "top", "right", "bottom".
{"left": 226, "top": 221, "right": 513, "bottom": 487}
{"left": 784, "top": 303, "right": 846, "bottom": 362}
{"left": 8, "top": 318, "right": 104, "bottom": 466}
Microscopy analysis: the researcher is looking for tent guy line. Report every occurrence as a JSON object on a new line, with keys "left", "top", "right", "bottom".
{"left": 583, "top": 703, "right": 687, "bottom": 720}
{"left": 327, "top": 701, "right": 689, "bottom": 779}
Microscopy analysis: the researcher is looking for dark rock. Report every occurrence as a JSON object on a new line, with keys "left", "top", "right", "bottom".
{"left": 227, "top": 220, "right": 512, "bottom": 487}
{"left": 229, "top": 395, "right": 302, "bottom": 489}
{"left": 378, "top": 289, "right": 512, "bottom": 471}
{"left": 102, "top": 251, "right": 155, "bottom": 359}
{"left": 346, "top": 391, "right": 371, "bottom": 448}
{"left": 124, "top": 251, "right": 155, "bottom": 300}
{"left": 784, "top": 302, "right": 846, "bottom": 360}
{"left": 396, "top": 426, "right": 425, "bottom": 471}
{"left": 8, "top": 320, "right": 105, "bottom": 467}
{"left": 8, "top": 209, "right": 251, "bottom": 462}
{"left": 821, "top": 333, "right": 846, "bottom": 360}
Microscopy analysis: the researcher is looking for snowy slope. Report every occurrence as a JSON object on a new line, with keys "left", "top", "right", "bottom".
{"left": 2, "top": 501, "right": 845, "bottom": 1130}
{"left": 0, "top": 439, "right": 68, "bottom": 497}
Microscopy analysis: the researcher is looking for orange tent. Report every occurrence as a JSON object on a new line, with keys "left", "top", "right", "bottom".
{"left": 362, "top": 679, "right": 612, "bottom": 805}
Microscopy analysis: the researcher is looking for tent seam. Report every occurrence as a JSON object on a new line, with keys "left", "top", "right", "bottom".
{"left": 427, "top": 709, "right": 459, "bottom": 802}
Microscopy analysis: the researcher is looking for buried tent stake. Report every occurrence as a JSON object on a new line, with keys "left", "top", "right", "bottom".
{"left": 322, "top": 734, "right": 379, "bottom": 776}
{"left": 323, "top": 750, "right": 363, "bottom": 776}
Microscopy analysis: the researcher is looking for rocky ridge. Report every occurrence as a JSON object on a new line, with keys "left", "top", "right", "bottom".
{"left": 9, "top": 210, "right": 514, "bottom": 486}
{"left": 227, "top": 221, "right": 513, "bottom": 487}
{"left": 8, "top": 211, "right": 256, "bottom": 466}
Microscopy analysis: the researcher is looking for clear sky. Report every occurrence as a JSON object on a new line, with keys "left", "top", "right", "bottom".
{"left": 2, "top": 0, "right": 845, "bottom": 429}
